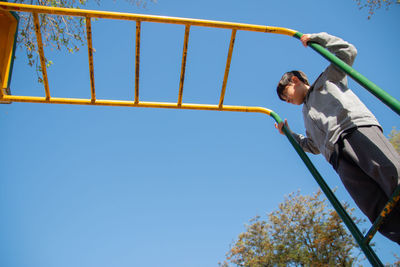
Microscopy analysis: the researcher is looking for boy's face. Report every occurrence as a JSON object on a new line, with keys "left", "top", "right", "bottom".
{"left": 281, "top": 76, "right": 308, "bottom": 105}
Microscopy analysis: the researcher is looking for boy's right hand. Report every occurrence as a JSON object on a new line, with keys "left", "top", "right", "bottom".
{"left": 274, "top": 119, "right": 290, "bottom": 135}
{"left": 300, "top": 34, "right": 311, "bottom": 47}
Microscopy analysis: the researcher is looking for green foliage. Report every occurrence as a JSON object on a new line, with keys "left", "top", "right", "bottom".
{"left": 355, "top": 0, "right": 399, "bottom": 19}
{"left": 388, "top": 127, "right": 400, "bottom": 155}
{"left": 13, "top": 0, "right": 156, "bottom": 83}
{"left": 221, "top": 190, "right": 364, "bottom": 267}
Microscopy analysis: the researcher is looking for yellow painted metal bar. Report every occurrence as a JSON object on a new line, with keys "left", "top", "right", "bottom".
{"left": 86, "top": 17, "right": 96, "bottom": 102}
{"left": 1, "top": 94, "right": 272, "bottom": 115}
{"left": 0, "top": 9, "right": 18, "bottom": 90}
{"left": 32, "top": 12, "right": 50, "bottom": 100}
{"left": 0, "top": 2, "right": 297, "bottom": 36}
{"left": 219, "top": 29, "right": 236, "bottom": 108}
{"left": 0, "top": 74, "right": 3, "bottom": 98}
{"left": 0, "top": 77, "right": 3, "bottom": 98}
{"left": 178, "top": 25, "right": 190, "bottom": 107}
{"left": 135, "top": 21, "right": 141, "bottom": 104}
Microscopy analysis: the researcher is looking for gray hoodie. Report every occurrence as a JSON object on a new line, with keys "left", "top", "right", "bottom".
{"left": 292, "top": 32, "right": 381, "bottom": 162}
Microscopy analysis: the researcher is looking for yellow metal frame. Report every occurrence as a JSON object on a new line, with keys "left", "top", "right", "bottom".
{"left": 0, "top": 1, "right": 297, "bottom": 116}
{"left": 0, "top": 6, "right": 18, "bottom": 97}
{"left": 0, "top": 3, "right": 394, "bottom": 265}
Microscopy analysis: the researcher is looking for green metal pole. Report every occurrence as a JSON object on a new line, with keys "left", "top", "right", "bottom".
{"left": 269, "top": 111, "right": 383, "bottom": 267}
{"left": 293, "top": 32, "right": 400, "bottom": 116}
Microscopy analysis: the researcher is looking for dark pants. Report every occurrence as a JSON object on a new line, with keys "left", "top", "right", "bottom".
{"left": 332, "top": 126, "right": 400, "bottom": 244}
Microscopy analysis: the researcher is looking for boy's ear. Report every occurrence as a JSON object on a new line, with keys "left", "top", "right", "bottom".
{"left": 291, "top": 76, "right": 301, "bottom": 84}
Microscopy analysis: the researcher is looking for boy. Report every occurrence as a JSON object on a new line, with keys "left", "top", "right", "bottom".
{"left": 275, "top": 32, "right": 400, "bottom": 244}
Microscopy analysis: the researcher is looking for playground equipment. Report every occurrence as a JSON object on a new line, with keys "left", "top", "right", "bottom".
{"left": 0, "top": 5, "right": 18, "bottom": 102}
{"left": 1, "top": 2, "right": 399, "bottom": 266}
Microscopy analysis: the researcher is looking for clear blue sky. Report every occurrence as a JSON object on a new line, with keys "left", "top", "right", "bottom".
{"left": 1, "top": 0, "right": 399, "bottom": 266}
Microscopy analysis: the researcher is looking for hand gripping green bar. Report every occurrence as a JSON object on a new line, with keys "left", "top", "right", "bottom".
{"left": 293, "top": 32, "right": 400, "bottom": 116}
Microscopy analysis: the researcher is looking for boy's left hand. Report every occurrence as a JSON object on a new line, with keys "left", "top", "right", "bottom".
{"left": 274, "top": 119, "right": 290, "bottom": 136}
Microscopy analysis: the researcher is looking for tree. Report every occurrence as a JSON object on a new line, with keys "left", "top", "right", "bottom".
{"left": 11, "top": 0, "right": 156, "bottom": 82}
{"left": 388, "top": 127, "right": 400, "bottom": 155}
{"left": 355, "top": 0, "right": 400, "bottom": 19}
{"left": 221, "top": 190, "right": 364, "bottom": 266}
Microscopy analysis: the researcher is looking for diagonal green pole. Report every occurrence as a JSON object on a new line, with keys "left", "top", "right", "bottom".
{"left": 269, "top": 111, "right": 383, "bottom": 267}
{"left": 293, "top": 32, "right": 400, "bottom": 116}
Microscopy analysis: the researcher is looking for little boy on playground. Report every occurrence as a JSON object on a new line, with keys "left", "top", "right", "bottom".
{"left": 275, "top": 32, "right": 400, "bottom": 244}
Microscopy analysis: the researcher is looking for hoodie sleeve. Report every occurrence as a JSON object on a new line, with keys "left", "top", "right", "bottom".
{"left": 308, "top": 32, "right": 357, "bottom": 82}
{"left": 291, "top": 132, "right": 320, "bottom": 155}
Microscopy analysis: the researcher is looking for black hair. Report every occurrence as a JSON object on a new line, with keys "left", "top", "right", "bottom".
{"left": 276, "top": 70, "right": 309, "bottom": 101}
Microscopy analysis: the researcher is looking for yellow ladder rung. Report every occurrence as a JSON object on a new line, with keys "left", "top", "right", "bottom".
{"left": 219, "top": 29, "right": 236, "bottom": 108}
{"left": 134, "top": 21, "right": 141, "bottom": 104}
{"left": 32, "top": 12, "right": 50, "bottom": 100}
{"left": 178, "top": 25, "right": 190, "bottom": 107}
{"left": 86, "top": 17, "right": 96, "bottom": 102}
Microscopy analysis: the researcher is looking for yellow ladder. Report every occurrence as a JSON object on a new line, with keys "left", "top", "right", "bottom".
{"left": 1, "top": 3, "right": 397, "bottom": 266}
{"left": 0, "top": 1, "right": 296, "bottom": 116}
